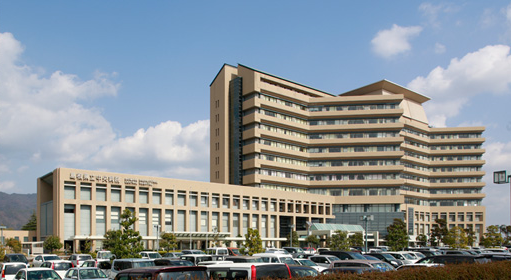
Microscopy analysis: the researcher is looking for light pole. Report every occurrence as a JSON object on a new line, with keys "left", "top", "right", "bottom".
{"left": 494, "top": 170, "right": 511, "bottom": 225}
{"left": 360, "top": 215, "right": 374, "bottom": 253}
{"left": 154, "top": 224, "right": 161, "bottom": 251}
{"left": 289, "top": 224, "right": 295, "bottom": 247}
{"left": 0, "top": 225, "right": 6, "bottom": 247}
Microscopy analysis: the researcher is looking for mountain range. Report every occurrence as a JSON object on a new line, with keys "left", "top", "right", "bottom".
{"left": 0, "top": 192, "right": 37, "bottom": 230}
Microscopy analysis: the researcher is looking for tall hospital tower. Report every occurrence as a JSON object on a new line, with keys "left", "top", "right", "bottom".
{"left": 210, "top": 64, "right": 486, "bottom": 240}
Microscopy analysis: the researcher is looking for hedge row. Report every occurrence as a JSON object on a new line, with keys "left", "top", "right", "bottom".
{"left": 306, "top": 261, "right": 511, "bottom": 280}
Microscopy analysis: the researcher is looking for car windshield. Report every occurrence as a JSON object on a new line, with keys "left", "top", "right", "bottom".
{"left": 349, "top": 253, "right": 366, "bottom": 260}
{"left": 148, "top": 253, "right": 162, "bottom": 259}
{"left": 28, "top": 270, "right": 61, "bottom": 280}
{"left": 54, "top": 263, "right": 72, "bottom": 270}
{"left": 133, "top": 261, "right": 156, "bottom": 268}
{"left": 402, "top": 254, "right": 415, "bottom": 260}
{"left": 327, "top": 256, "right": 340, "bottom": 262}
{"left": 4, "top": 264, "right": 26, "bottom": 275}
{"left": 157, "top": 271, "right": 207, "bottom": 280}
{"left": 229, "top": 249, "right": 240, "bottom": 255}
{"left": 44, "top": 256, "right": 61, "bottom": 261}
{"left": 79, "top": 256, "right": 93, "bottom": 260}
{"left": 297, "top": 259, "right": 316, "bottom": 266}
{"left": 414, "top": 252, "right": 426, "bottom": 259}
{"left": 170, "top": 261, "right": 193, "bottom": 266}
{"left": 381, "top": 253, "right": 396, "bottom": 260}
{"left": 280, "top": 257, "right": 296, "bottom": 265}
{"left": 373, "top": 263, "right": 394, "bottom": 272}
{"left": 9, "top": 255, "right": 28, "bottom": 262}
{"left": 79, "top": 269, "right": 107, "bottom": 279}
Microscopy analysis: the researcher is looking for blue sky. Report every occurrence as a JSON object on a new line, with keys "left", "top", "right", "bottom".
{"left": 1, "top": 1, "right": 511, "bottom": 227}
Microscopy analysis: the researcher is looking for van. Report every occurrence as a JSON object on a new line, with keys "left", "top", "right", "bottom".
{"left": 180, "top": 254, "right": 213, "bottom": 266}
{"left": 205, "top": 248, "right": 229, "bottom": 256}
{"left": 252, "top": 253, "right": 295, "bottom": 265}
{"left": 114, "top": 266, "right": 208, "bottom": 280}
{"left": 205, "top": 263, "right": 291, "bottom": 280}
{"left": 110, "top": 258, "right": 155, "bottom": 279}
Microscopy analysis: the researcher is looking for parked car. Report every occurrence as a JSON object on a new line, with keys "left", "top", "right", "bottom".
{"left": 139, "top": 251, "right": 162, "bottom": 259}
{"left": 282, "top": 247, "right": 305, "bottom": 258}
{"left": 416, "top": 254, "right": 489, "bottom": 265}
{"left": 63, "top": 267, "right": 108, "bottom": 280}
{"left": 113, "top": 266, "right": 208, "bottom": 280}
{"left": 264, "top": 248, "right": 288, "bottom": 254}
{"left": 364, "top": 253, "right": 404, "bottom": 268}
{"left": 179, "top": 254, "right": 213, "bottom": 266}
{"left": 69, "top": 254, "right": 94, "bottom": 267}
{"left": 3, "top": 254, "right": 29, "bottom": 265}
{"left": 386, "top": 252, "right": 418, "bottom": 265}
{"left": 308, "top": 255, "right": 340, "bottom": 268}
{"left": 180, "top": 249, "right": 205, "bottom": 255}
{"left": 1, "top": 262, "right": 28, "bottom": 280}
{"left": 40, "top": 261, "right": 74, "bottom": 278}
{"left": 78, "top": 260, "right": 111, "bottom": 276}
{"left": 109, "top": 259, "right": 155, "bottom": 280}
{"left": 161, "top": 252, "right": 182, "bottom": 259}
{"left": 205, "top": 263, "right": 291, "bottom": 280}
{"left": 329, "top": 260, "right": 395, "bottom": 272}
{"left": 287, "top": 265, "right": 319, "bottom": 277}
{"left": 320, "top": 250, "right": 366, "bottom": 260}
{"left": 31, "top": 255, "right": 61, "bottom": 267}
{"left": 14, "top": 268, "right": 61, "bottom": 280}
{"left": 302, "top": 247, "right": 316, "bottom": 255}
{"left": 205, "top": 247, "right": 229, "bottom": 257}
{"left": 224, "top": 256, "right": 264, "bottom": 263}
{"left": 153, "top": 259, "right": 194, "bottom": 267}
{"left": 293, "top": 259, "right": 325, "bottom": 272}
{"left": 252, "top": 253, "right": 295, "bottom": 265}
{"left": 96, "top": 251, "right": 115, "bottom": 262}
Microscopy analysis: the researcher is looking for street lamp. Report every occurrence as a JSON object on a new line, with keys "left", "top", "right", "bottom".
{"left": 289, "top": 224, "right": 295, "bottom": 247}
{"left": 0, "top": 225, "right": 6, "bottom": 247}
{"left": 493, "top": 170, "right": 511, "bottom": 225}
{"left": 360, "top": 215, "right": 374, "bottom": 253}
{"left": 154, "top": 225, "right": 161, "bottom": 251}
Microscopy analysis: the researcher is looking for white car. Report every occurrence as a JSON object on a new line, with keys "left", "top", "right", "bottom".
{"left": 31, "top": 255, "right": 61, "bottom": 268}
{"left": 14, "top": 268, "right": 61, "bottom": 280}
{"left": 293, "top": 258, "right": 326, "bottom": 272}
{"left": 139, "top": 251, "right": 162, "bottom": 259}
{"left": 1, "top": 262, "right": 28, "bottom": 280}
{"left": 40, "top": 261, "right": 73, "bottom": 278}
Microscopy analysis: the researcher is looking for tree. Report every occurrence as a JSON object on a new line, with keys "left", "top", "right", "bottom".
{"left": 443, "top": 226, "right": 469, "bottom": 249}
{"left": 81, "top": 238, "right": 92, "bottom": 253}
{"left": 430, "top": 219, "right": 448, "bottom": 246}
{"left": 244, "top": 228, "right": 264, "bottom": 255}
{"left": 43, "top": 235, "right": 63, "bottom": 253}
{"left": 287, "top": 230, "right": 299, "bottom": 247}
{"left": 21, "top": 211, "right": 37, "bottom": 231}
{"left": 103, "top": 209, "right": 144, "bottom": 258}
{"left": 464, "top": 228, "right": 476, "bottom": 248}
{"left": 416, "top": 234, "right": 428, "bottom": 247}
{"left": 305, "top": 235, "right": 320, "bottom": 248}
{"left": 349, "top": 232, "right": 364, "bottom": 248}
{"left": 159, "top": 232, "right": 178, "bottom": 252}
{"left": 386, "top": 219, "right": 409, "bottom": 251}
{"left": 212, "top": 227, "right": 222, "bottom": 247}
{"left": 6, "top": 238, "right": 22, "bottom": 253}
{"left": 328, "top": 230, "right": 350, "bottom": 250}
{"left": 481, "top": 225, "right": 504, "bottom": 248}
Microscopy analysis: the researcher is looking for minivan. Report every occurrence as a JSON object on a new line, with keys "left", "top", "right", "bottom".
{"left": 114, "top": 266, "right": 208, "bottom": 280}
{"left": 252, "top": 253, "right": 295, "bottom": 265}
{"left": 206, "top": 263, "right": 291, "bottom": 280}
{"left": 110, "top": 258, "right": 155, "bottom": 279}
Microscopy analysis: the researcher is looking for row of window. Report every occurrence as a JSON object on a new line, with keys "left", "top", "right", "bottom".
{"left": 64, "top": 204, "right": 280, "bottom": 238}
{"left": 405, "top": 151, "right": 482, "bottom": 161}
{"left": 405, "top": 197, "right": 482, "bottom": 207}
{"left": 403, "top": 128, "right": 483, "bottom": 140}
{"left": 63, "top": 181, "right": 328, "bottom": 213}
{"left": 401, "top": 185, "right": 482, "bottom": 195}
{"left": 405, "top": 140, "right": 482, "bottom": 151}
{"left": 401, "top": 174, "right": 482, "bottom": 183}
{"left": 246, "top": 153, "right": 400, "bottom": 167}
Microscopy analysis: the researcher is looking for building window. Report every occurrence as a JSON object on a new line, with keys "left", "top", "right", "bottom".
{"left": 165, "top": 210, "right": 173, "bottom": 232}
{"left": 222, "top": 213, "right": 229, "bottom": 233}
{"left": 111, "top": 207, "right": 121, "bottom": 230}
{"left": 201, "top": 193, "right": 209, "bottom": 207}
{"left": 96, "top": 185, "right": 106, "bottom": 201}
{"left": 64, "top": 181, "right": 76, "bottom": 199}
{"left": 111, "top": 186, "right": 121, "bottom": 203}
{"left": 80, "top": 205, "right": 91, "bottom": 235}
{"left": 139, "top": 188, "right": 149, "bottom": 204}
{"left": 153, "top": 189, "right": 161, "bottom": 205}
{"left": 165, "top": 191, "right": 174, "bottom": 205}
{"left": 80, "top": 183, "right": 91, "bottom": 200}
{"left": 96, "top": 206, "right": 106, "bottom": 236}
{"left": 126, "top": 187, "right": 135, "bottom": 203}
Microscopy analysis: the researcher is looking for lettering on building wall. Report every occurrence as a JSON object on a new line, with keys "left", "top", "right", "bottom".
{"left": 69, "top": 173, "right": 158, "bottom": 186}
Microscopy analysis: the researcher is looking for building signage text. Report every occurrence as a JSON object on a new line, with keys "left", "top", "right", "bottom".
{"left": 69, "top": 173, "right": 158, "bottom": 186}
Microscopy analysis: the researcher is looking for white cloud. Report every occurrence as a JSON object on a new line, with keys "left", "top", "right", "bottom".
{"left": 419, "top": 2, "right": 459, "bottom": 28}
{"left": 0, "top": 32, "right": 213, "bottom": 189}
{"left": 371, "top": 24, "right": 423, "bottom": 58}
{"left": 434, "top": 42, "right": 446, "bottom": 54}
{"left": 407, "top": 45, "right": 511, "bottom": 127}
{"left": 92, "top": 119, "right": 210, "bottom": 181}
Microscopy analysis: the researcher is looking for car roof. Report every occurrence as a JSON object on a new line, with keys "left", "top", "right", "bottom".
{"left": 1, "top": 262, "right": 27, "bottom": 266}
{"left": 114, "top": 258, "right": 152, "bottom": 262}
{"left": 117, "top": 266, "right": 206, "bottom": 274}
{"left": 43, "top": 260, "right": 72, "bottom": 263}
{"left": 21, "top": 268, "right": 55, "bottom": 271}
{"left": 332, "top": 259, "right": 384, "bottom": 264}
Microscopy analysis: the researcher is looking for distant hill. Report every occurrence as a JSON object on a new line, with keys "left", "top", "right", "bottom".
{"left": 0, "top": 192, "right": 37, "bottom": 230}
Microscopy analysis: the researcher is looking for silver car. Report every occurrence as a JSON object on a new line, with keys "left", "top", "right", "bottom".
{"left": 63, "top": 268, "right": 108, "bottom": 280}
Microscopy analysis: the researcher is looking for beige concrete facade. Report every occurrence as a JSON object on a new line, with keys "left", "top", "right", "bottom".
{"left": 37, "top": 168, "right": 335, "bottom": 252}
{"left": 210, "top": 64, "right": 486, "bottom": 243}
